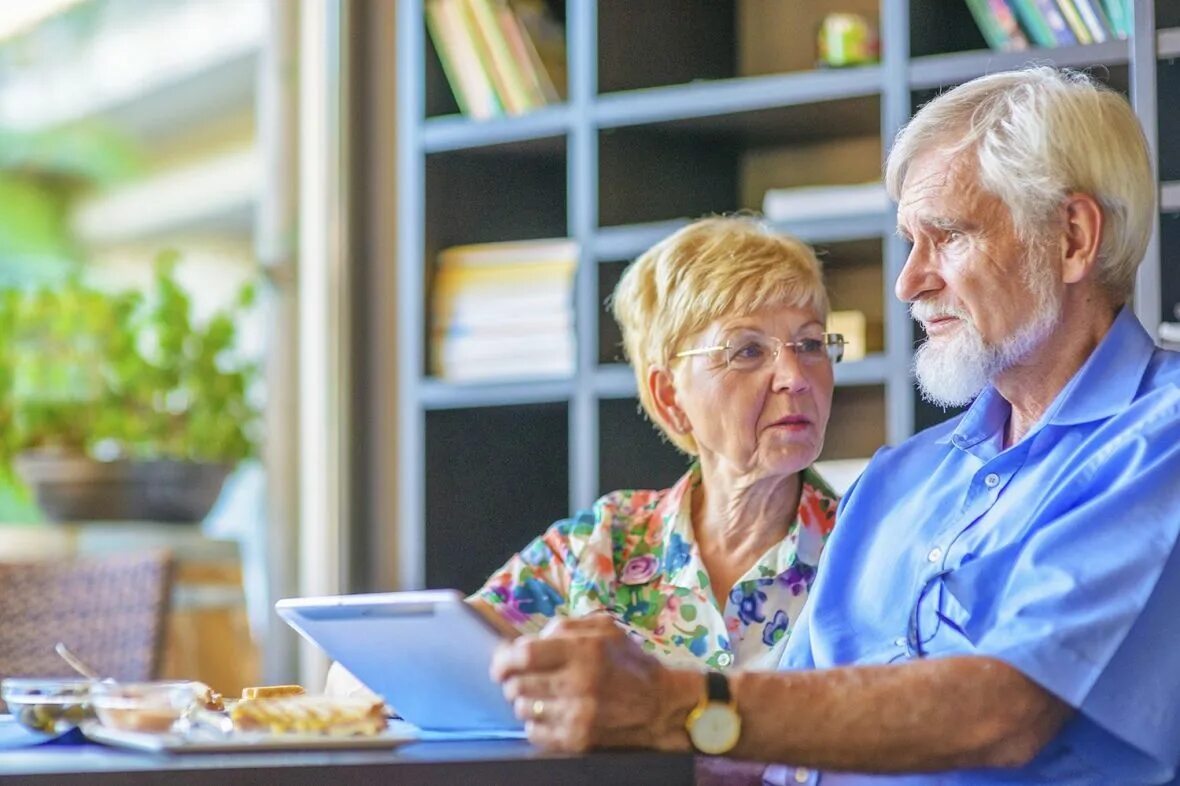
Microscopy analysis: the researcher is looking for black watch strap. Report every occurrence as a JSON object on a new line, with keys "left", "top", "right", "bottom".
{"left": 705, "top": 670, "right": 731, "bottom": 703}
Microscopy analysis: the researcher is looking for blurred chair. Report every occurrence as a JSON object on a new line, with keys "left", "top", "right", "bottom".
{"left": 0, "top": 550, "right": 173, "bottom": 684}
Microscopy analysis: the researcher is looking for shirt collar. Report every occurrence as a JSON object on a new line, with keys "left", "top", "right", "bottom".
{"left": 944, "top": 306, "right": 1154, "bottom": 449}
{"left": 658, "top": 464, "right": 838, "bottom": 588}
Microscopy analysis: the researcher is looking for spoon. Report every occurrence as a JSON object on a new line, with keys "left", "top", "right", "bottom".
{"left": 54, "top": 642, "right": 104, "bottom": 682}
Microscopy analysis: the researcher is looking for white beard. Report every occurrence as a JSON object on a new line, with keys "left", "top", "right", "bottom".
{"left": 911, "top": 261, "right": 1060, "bottom": 408}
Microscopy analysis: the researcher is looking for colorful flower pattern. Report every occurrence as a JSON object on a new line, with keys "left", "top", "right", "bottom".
{"left": 473, "top": 465, "right": 838, "bottom": 671}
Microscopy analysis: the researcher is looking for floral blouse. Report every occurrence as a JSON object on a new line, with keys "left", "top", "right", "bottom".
{"left": 473, "top": 465, "right": 839, "bottom": 671}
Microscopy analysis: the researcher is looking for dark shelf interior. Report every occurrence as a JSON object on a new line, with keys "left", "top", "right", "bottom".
{"left": 425, "top": 403, "right": 570, "bottom": 594}
{"left": 598, "top": 260, "right": 628, "bottom": 366}
{"left": 1160, "top": 0, "right": 1180, "bottom": 29}
{"left": 1161, "top": 213, "right": 1180, "bottom": 325}
{"left": 598, "top": 398, "right": 692, "bottom": 497}
{"left": 909, "top": 0, "right": 988, "bottom": 58}
{"left": 597, "top": 97, "right": 879, "bottom": 228}
{"left": 1159, "top": 57, "right": 1180, "bottom": 182}
{"left": 823, "top": 384, "right": 887, "bottom": 459}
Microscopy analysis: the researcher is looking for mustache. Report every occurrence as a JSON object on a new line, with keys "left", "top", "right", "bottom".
{"left": 909, "top": 301, "right": 971, "bottom": 322}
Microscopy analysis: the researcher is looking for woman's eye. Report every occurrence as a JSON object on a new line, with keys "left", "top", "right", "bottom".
{"left": 797, "top": 338, "right": 824, "bottom": 355}
{"left": 731, "top": 341, "right": 767, "bottom": 360}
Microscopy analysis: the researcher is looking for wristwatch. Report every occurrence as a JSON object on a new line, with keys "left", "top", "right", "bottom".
{"left": 685, "top": 671, "right": 741, "bottom": 755}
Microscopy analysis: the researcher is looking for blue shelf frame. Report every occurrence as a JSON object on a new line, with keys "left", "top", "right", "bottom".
{"left": 392, "top": 0, "right": 1171, "bottom": 590}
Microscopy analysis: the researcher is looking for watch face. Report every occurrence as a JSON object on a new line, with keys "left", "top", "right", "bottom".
{"left": 688, "top": 704, "right": 741, "bottom": 755}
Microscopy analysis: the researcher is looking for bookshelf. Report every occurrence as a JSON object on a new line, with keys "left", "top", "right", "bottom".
{"left": 392, "top": 0, "right": 1177, "bottom": 593}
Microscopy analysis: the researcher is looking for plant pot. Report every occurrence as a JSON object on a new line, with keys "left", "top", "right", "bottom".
{"left": 14, "top": 453, "right": 232, "bottom": 524}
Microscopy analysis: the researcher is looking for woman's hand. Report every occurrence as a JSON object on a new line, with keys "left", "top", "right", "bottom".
{"left": 489, "top": 615, "right": 700, "bottom": 753}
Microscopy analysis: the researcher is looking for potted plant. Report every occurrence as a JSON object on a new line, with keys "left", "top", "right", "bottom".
{"left": 0, "top": 251, "right": 260, "bottom": 523}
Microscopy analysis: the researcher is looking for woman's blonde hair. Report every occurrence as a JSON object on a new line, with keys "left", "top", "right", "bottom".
{"left": 885, "top": 66, "right": 1154, "bottom": 302}
{"left": 609, "top": 215, "right": 828, "bottom": 454}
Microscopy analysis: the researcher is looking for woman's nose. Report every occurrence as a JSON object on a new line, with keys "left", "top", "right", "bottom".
{"left": 770, "top": 347, "right": 810, "bottom": 393}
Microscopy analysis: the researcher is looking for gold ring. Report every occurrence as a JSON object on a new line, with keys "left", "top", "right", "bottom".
{"left": 531, "top": 699, "right": 545, "bottom": 720}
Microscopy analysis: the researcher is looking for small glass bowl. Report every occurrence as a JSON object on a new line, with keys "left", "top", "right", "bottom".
{"left": 90, "top": 681, "right": 197, "bottom": 734}
{"left": 1, "top": 678, "right": 95, "bottom": 734}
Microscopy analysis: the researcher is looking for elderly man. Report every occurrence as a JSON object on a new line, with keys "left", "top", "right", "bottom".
{"left": 490, "top": 66, "right": 1180, "bottom": 785}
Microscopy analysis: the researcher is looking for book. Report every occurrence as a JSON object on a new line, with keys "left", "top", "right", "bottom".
{"left": 424, "top": 0, "right": 472, "bottom": 115}
{"left": 512, "top": 0, "right": 567, "bottom": 101}
{"left": 1054, "top": 0, "right": 1093, "bottom": 44}
{"left": 761, "top": 183, "right": 890, "bottom": 223}
{"left": 463, "top": 0, "right": 538, "bottom": 115}
{"left": 988, "top": 0, "right": 1031, "bottom": 49}
{"left": 426, "top": 0, "right": 503, "bottom": 119}
{"left": 1007, "top": 0, "right": 1056, "bottom": 47}
{"left": 495, "top": 0, "right": 559, "bottom": 105}
{"left": 1099, "top": 0, "right": 1129, "bottom": 38}
{"left": 1071, "top": 0, "right": 1111, "bottom": 42}
{"left": 827, "top": 310, "right": 867, "bottom": 362}
{"left": 965, "top": 0, "right": 1013, "bottom": 50}
{"left": 1034, "top": 0, "right": 1079, "bottom": 45}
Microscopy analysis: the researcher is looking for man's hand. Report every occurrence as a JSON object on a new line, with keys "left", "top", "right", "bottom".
{"left": 489, "top": 615, "right": 699, "bottom": 753}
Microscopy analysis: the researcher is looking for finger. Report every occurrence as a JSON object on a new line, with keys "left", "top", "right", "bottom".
{"left": 539, "top": 614, "right": 618, "bottom": 639}
{"left": 490, "top": 636, "right": 570, "bottom": 682}
{"left": 501, "top": 672, "right": 561, "bottom": 702}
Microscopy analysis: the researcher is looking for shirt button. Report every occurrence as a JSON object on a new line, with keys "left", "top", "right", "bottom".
{"left": 794, "top": 767, "right": 811, "bottom": 783}
{"left": 717, "top": 652, "right": 733, "bottom": 667}
{"left": 893, "top": 636, "right": 906, "bottom": 647}
{"left": 927, "top": 547, "right": 943, "bottom": 563}
{"left": 984, "top": 473, "right": 1000, "bottom": 488}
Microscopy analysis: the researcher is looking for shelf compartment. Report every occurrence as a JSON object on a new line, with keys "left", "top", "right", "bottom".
{"left": 422, "top": 105, "right": 573, "bottom": 153}
{"left": 597, "top": 98, "right": 881, "bottom": 229}
{"left": 597, "top": 0, "right": 879, "bottom": 94}
{"left": 425, "top": 403, "right": 569, "bottom": 593}
{"left": 819, "top": 238, "right": 888, "bottom": 358}
{"left": 1161, "top": 212, "right": 1180, "bottom": 328}
{"left": 822, "top": 385, "right": 887, "bottom": 461}
{"left": 1160, "top": 58, "right": 1180, "bottom": 182}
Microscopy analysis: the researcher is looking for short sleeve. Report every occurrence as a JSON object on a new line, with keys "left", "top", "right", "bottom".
{"left": 471, "top": 509, "right": 611, "bottom": 636}
{"left": 948, "top": 405, "right": 1180, "bottom": 780}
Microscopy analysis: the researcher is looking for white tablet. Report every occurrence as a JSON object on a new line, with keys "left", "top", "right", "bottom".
{"left": 275, "top": 589, "right": 522, "bottom": 732}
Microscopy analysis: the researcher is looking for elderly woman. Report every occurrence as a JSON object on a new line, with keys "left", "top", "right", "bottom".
{"left": 328, "top": 215, "right": 844, "bottom": 697}
{"left": 468, "top": 215, "right": 845, "bottom": 671}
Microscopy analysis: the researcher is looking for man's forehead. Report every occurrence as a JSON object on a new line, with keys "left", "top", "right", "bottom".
{"left": 897, "top": 150, "right": 982, "bottom": 219}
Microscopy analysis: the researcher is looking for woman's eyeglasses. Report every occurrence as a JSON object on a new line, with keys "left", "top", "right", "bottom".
{"left": 675, "top": 332, "right": 846, "bottom": 372}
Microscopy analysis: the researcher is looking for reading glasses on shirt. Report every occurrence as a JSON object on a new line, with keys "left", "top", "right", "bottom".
{"left": 675, "top": 332, "right": 846, "bottom": 371}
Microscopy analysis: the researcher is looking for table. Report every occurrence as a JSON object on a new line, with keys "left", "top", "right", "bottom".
{"left": 0, "top": 739, "right": 695, "bottom": 785}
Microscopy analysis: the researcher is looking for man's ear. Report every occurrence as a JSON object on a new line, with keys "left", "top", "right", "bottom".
{"left": 647, "top": 364, "right": 690, "bottom": 434}
{"left": 1059, "top": 193, "right": 1104, "bottom": 286}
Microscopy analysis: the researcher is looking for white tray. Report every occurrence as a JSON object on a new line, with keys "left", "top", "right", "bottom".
{"left": 81, "top": 720, "right": 414, "bottom": 754}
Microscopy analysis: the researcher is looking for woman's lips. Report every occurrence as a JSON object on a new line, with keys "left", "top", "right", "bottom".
{"left": 768, "top": 416, "right": 812, "bottom": 431}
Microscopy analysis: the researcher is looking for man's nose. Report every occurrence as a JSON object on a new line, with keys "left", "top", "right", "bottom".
{"left": 895, "top": 240, "right": 941, "bottom": 303}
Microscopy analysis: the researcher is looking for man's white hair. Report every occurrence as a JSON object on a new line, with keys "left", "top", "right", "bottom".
{"left": 885, "top": 66, "right": 1154, "bottom": 302}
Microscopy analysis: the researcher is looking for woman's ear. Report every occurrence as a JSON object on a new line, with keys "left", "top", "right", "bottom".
{"left": 647, "top": 364, "right": 690, "bottom": 434}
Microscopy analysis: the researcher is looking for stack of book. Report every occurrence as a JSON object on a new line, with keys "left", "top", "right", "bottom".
{"left": 431, "top": 238, "right": 578, "bottom": 382}
{"left": 761, "top": 182, "right": 889, "bottom": 223}
{"left": 964, "top": 0, "right": 1131, "bottom": 51}
{"left": 425, "top": 0, "right": 566, "bottom": 120}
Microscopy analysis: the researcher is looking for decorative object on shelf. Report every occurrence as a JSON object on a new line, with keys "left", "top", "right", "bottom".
{"left": 761, "top": 182, "right": 889, "bottom": 223}
{"left": 965, "top": 0, "right": 1126, "bottom": 51}
{"left": 425, "top": 0, "right": 565, "bottom": 119}
{"left": 0, "top": 251, "right": 260, "bottom": 523}
{"left": 816, "top": 13, "right": 879, "bottom": 68}
{"left": 430, "top": 238, "right": 577, "bottom": 382}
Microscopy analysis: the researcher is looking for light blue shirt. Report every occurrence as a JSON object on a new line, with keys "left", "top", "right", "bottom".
{"left": 774, "top": 307, "right": 1180, "bottom": 786}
